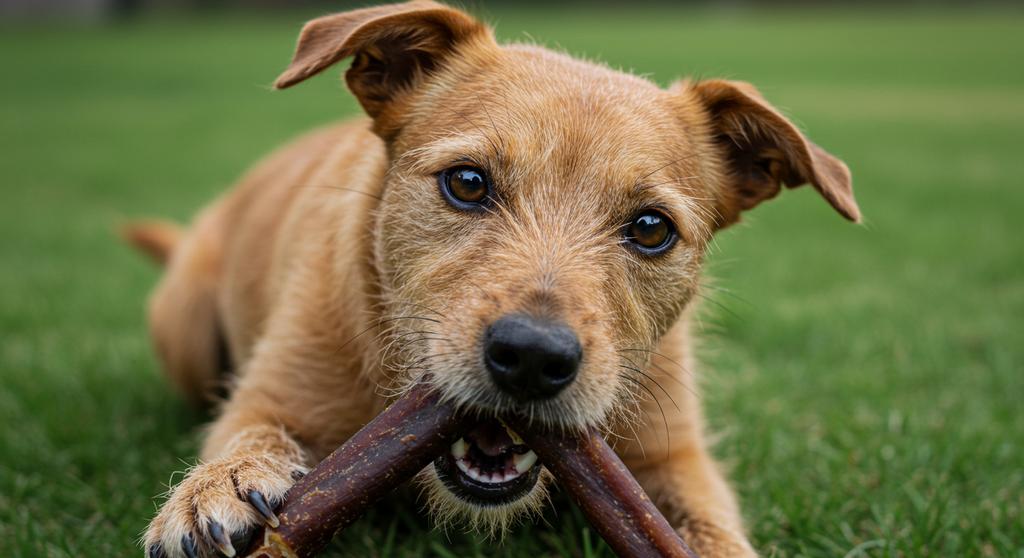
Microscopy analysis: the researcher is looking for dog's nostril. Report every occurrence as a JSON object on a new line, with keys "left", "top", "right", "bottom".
{"left": 487, "top": 343, "right": 519, "bottom": 370}
{"left": 542, "top": 360, "right": 573, "bottom": 382}
{"left": 483, "top": 314, "right": 582, "bottom": 401}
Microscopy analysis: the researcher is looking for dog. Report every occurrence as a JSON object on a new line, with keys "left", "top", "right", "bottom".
{"left": 130, "top": 2, "right": 860, "bottom": 556}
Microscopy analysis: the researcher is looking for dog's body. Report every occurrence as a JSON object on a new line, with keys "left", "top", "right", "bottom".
{"left": 135, "top": 3, "right": 859, "bottom": 557}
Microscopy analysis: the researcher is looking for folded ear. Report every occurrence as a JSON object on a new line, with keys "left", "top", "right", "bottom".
{"left": 687, "top": 79, "right": 860, "bottom": 227}
{"left": 275, "top": 1, "right": 492, "bottom": 135}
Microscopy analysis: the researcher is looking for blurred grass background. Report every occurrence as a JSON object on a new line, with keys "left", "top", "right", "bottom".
{"left": 1, "top": 4, "right": 1023, "bottom": 557}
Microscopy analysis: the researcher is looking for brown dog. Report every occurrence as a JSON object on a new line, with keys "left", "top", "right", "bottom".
{"left": 131, "top": 2, "right": 859, "bottom": 556}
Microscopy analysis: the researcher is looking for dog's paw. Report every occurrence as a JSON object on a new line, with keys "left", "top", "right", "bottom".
{"left": 143, "top": 455, "right": 308, "bottom": 558}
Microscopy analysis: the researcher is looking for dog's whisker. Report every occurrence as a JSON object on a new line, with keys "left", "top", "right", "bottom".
{"left": 394, "top": 351, "right": 458, "bottom": 376}
{"left": 301, "top": 184, "right": 384, "bottom": 201}
{"left": 635, "top": 177, "right": 700, "bottom": 192}
{"left": 618, "top": 364, "right": 680, "bottom": 412}
{"left": 617, "top": 372, "right": 671, "bottom": 458}
{"left": 378, "top": 336, "right": 445, "bottom": 368}
{"left": 620, "top": 353, "right": 692, "bottom": 394}
{"left": 617, "top": 347, "right": 695, "bottom": 377}
{"left": 393, "top": 300, "right": 449, "bottom": 318}
{"left": 700, "top": 282, "right": 756, "bottom": 307}
{"left": 333, "top": 314, "right": 441, "bottom": 357}
{"left": 632, "top": 153, "right": 700, "bottom": 187}
{"left": 694, "top": 291, "right": 744, "bottom": 322}
{"left": 475, "top": 93, "right": 507, "bottom": 163}
{"left": 617, "top": 348, "right": 701, "bottom": 401}
{"left": 606, "top": 394, "right": 648, "bottom": 461}
{"left": 374, "top": 324, "right": 436, "bottom": 344}
{"left": 385, "top": 330, "right": 440, "bottom": 343}
{"left": 437, "top": 104, "right": 503, "bottom": 160}
{"left": 394, "top": 336, "right": 447, "bottom": 347}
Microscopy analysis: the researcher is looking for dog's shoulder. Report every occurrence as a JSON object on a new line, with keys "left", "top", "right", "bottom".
{"left": 220, "top": 117, "right": 382, "bottom": 223}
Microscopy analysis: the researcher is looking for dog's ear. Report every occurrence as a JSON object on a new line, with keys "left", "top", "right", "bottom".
{"left": 686, "top": 79, "right": 860, "bottom": 227}
{"left": 275, "top": 1, "right": 492, "bottom": 134}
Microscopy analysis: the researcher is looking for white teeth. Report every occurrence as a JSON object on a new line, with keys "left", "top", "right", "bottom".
{"left": 451, "top": 438, "right": 468, "bottom": 459}
{"left": 450, "top": 430, "right": 538, "bottom": 485}
{"left": 513, "top": 450, "right": 538, "bottom": 473}
{"left": 499, "top": 418, "right": 525, "bottom": 445}
{"left": 454, "top": 456, "right": 528, "bottom": 484}
{"left": 455, "top": 458, "right": 481, "bottom": 481}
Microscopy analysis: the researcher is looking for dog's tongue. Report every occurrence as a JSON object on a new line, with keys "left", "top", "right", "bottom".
{"left": 466, "top": 420, "right": 514, "bottom": 456}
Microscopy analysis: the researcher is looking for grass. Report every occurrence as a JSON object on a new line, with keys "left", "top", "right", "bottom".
{"left": 1, "top": 5, "right": 1022, "bottom": 557}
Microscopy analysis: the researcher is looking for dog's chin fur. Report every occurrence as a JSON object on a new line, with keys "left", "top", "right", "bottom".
{"left": 416, "top": 465, "right": 554, "bottom": 539}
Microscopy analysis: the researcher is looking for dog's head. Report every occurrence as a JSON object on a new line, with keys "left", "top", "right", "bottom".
{"left": 277, "top": 0, "right": 859, "bottom": 530}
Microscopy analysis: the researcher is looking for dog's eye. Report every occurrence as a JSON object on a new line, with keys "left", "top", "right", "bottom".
{"left": 439, "top": 166, "right": 490, "bottom": 209}
{"left": 625, "top": 210, "right": 676, "bottom": 254}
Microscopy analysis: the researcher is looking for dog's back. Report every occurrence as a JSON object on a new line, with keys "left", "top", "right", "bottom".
{"left": 127, "top": 120, "right": 384, "bottom": 403}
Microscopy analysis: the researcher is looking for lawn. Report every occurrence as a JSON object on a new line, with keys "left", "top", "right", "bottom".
{"left": 1, "top": 5, "right": 1022, "bottom": 557}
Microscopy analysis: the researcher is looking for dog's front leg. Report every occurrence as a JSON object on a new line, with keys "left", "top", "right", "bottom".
{"left": 142, "top": 401, "right": 311, "bottom": 558}
{"left": 142, "top": 339, "right": 378, "bottom": 556}
{"left": 626, "top": 440, "right": 758, "bottom": 558}
{"left": 618, "top": 342, "right": 758, "bottom": 557}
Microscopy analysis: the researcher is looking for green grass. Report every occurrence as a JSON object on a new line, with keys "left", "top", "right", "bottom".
{"left": 2, "top": 6, "right": 1023, "bottom": 557}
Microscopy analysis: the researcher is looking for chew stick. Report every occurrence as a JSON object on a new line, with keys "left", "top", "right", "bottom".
{"left": 245, "top": 381, "right": 471, "bottom": 558}
{"left": 244, "top": 380, "right": 696, "bottom": 558}
{"left": 515, "top": 424, "right": 698, "bottom": 558}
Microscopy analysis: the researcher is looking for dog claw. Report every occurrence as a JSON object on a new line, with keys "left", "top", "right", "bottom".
{"left": 247, "top": 490, "right": 280, "bottom": 528}
{"left": 147, "top": 542, "right": 165, "bottom": 558}
{"left": 290, "top": 469, "right": 306, "bottom": 481}
{"left": 208, "top": 521, "right": 236, "bottom": 557}
{"left": 181, "top": 533, "right": 199, "bottom": 558}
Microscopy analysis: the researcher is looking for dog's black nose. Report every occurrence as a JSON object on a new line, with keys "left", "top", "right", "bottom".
{"left": 483, "top": 314, "right": 582, "bottom": 401}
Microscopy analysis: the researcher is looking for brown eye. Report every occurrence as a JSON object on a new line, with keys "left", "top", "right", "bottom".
{"left": 625, "top": 210, "right": 676, "bottom": 254}
{"left": 440, "top": 166, "right": 490, "bottom": 209}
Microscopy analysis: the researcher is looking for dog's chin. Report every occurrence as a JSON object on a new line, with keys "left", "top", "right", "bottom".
{"left": 416, "top": 418, "right": 552, "bottom": 537}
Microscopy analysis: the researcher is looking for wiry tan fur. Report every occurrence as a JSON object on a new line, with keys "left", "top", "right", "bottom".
{"left": 132, "top": 2, "right": 859, "bottom": 556}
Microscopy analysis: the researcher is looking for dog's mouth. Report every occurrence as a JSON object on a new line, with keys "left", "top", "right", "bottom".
{"left": 433, "top": 418, "right": 541, "bottom": 506}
